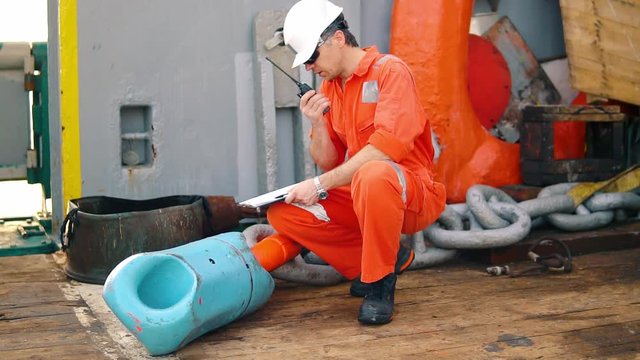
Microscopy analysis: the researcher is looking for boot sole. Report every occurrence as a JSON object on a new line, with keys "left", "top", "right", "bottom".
{"left": 358, "top": 313, "right": 394, "bottom": 325}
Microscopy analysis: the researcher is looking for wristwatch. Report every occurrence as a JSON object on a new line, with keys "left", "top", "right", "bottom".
{"left": 313, "top": 176, "right": 328, "bottom": 200}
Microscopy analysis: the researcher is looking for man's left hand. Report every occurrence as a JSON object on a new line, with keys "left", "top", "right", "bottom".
{"left": 285, "top": 178, "right": 318, "bottom": 205}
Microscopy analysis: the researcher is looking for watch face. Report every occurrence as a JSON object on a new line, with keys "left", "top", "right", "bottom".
{"left": 318, "top": 191, "right": 328, "bottom": 200}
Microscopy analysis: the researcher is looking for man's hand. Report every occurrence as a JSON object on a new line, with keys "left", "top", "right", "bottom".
{"left": 301, "top": 89, "right": 340, "bottom": 170}
{"left": 300, "top": 90, "right": 330, "bottom": 125}
{"left": 284, "top": 178, "right": 318, "bottom": 205}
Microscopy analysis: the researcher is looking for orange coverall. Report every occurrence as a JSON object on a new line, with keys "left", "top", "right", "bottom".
{"left": 266, "top": 46, "right": 446, "bottom": 283}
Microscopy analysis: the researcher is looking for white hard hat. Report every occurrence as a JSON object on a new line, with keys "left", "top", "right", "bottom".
{"left": 283, "top": 0, "right": 343, "bottom": 68}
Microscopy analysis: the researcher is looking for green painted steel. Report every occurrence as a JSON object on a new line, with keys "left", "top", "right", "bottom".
{"left": 28, "top": 42, "right": 51, "bottom": 198}
{"left": 0, "top": 218, "right": 56, "bottom": 257}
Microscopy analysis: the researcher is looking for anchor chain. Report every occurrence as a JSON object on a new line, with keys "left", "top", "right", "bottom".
{"left": 242, "top": 224, "right": 344, "bottom": 286}
{"left": 425, "top": 183, "right": 640, "bottom": 248}
{"left": 242, "top": 223, "right": 457, "bottom": 285}
{"left": 242, "top": 182, "right": 639, "bottom": 285}
{"left": 403, "top": 231, "right": 457, "bottom": 271}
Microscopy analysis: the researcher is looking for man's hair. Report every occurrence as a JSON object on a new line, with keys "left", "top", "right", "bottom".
{"left": 320, "top": 13, "right": 359, "bottom": 47}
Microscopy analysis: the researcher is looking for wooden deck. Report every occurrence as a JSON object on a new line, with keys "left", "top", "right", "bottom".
{"left": 1, "top": 248, "right": 639, "bottom": 359}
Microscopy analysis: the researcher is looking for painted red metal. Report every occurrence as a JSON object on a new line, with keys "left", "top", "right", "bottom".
{"left": 554, "top": 92, "right": 587, "bottom": 160}
{"left": 468, "top": 34, "right": 511, "bottom": 130}
{"left": 390, "top": 0, "right": 521, "bottom": 203}
{"left": 483, "top": 17, "right": 561, "bottom": 143}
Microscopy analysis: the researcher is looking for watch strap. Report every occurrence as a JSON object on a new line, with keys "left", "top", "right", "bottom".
{"left": 313, "top": 176, "right": 328, "bottom": 199}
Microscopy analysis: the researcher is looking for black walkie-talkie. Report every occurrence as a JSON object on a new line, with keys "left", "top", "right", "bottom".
{"left": 265, "top": 57, "right": 330, "bottom": 114}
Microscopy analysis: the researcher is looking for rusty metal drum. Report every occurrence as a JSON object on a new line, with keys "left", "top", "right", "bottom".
{"left": 61, "top": 196, "right": 210, "bottom": 284}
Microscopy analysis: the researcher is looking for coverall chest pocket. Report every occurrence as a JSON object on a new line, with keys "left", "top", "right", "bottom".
{"left": 356, "top": 102, "right": 377, "bottom": 139}
{"left": 356, "top": 118, "right": 376, "bottom": 148}
{"left": 357, "top": 80, "right": 379, "bottom": 134}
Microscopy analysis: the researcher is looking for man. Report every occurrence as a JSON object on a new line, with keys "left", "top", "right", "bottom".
{"left": 266, "top": 0, "right": 446, "bottom": 325}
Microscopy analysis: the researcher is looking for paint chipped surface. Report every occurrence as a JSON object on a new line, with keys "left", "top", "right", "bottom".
{"left": 484, "top": 333, "right": 534, "bottom": 353}
{"left": 71, "top": 282, "right": 177, "bottom": 360}
{"left": 498, "top": 333, "right": 534, "bottom": 347}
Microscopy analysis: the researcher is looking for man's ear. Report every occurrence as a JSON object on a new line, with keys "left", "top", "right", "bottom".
{"left": 333, "top": 30, "right": 346, "bottom": 47}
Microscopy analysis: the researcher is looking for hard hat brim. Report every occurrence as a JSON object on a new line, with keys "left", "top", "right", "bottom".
{"left": 291, "top": 48, "right": 314, "bottom": 68}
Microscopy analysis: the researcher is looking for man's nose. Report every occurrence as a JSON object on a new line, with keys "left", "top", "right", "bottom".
{"left": 305, "top": 63, "right": 314, "bottom": 71}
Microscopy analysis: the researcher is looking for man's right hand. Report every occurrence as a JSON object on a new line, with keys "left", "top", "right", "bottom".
{"left": 300, "top": 90, "right": 330, "bottom": 125}
{"left": 284, "top": 178, "right": 319, "bottom": 206}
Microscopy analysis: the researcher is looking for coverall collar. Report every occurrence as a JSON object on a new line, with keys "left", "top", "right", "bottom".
{"left": 352, "top": 46, "right": 381, "bottom": 78}
{"left": 331, "top": 46, "right": 380, "bottom": 84}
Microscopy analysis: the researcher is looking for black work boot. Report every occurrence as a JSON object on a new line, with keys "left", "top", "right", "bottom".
{"left": 350, "top": 245, "right": 414, "bottom": 297}
{"left": 358, "top": 273, "right": 396, "bottom": 325}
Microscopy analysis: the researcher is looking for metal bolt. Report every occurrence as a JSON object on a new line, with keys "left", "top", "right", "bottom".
{"left": 486, "top": 265, "right": 510, "bottom": 276}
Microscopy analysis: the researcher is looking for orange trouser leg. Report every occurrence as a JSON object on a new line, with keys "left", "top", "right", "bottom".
{"left": 352, "top": 161, "right": 446, "bottom": 283}
{"left": 267, "top": 187, "right": 363, "bottom": 279}
{"left": 267, "top": 161, "right": 446, "bottom": 283}
{"left": 352, "top": 161, "right": 405, "bottom": 283}
{"left": 250, "top": 234, "right": 302, "bottom": 271}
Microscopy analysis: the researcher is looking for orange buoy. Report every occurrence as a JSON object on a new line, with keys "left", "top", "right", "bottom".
{"left": 390, "top": 0, "right": 521, "bottom": 202}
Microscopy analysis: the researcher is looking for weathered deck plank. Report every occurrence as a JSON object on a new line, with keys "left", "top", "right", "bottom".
{"left": 0, "top": 255, "right": 114, "bottom": 360}
{"left": 0, "top": 248, "right": 638, "bottom": 359}
{"left": 179, "top": 249, "right": 640, "bottom": 359}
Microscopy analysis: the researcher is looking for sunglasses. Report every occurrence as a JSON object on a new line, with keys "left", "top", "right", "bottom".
{"left": 304, "top": 38, "right": 326, "bottom": 65}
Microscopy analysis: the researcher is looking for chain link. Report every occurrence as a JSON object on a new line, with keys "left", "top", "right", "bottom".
{"left": 425, "top": 200, "right": 532, "bottom": 249}
{"left": 241, "top": 183, "right": 639, "bottom": 285}
{"left": 426, "top": 183, "right": 640, "bottom": 248}
{"left": 242, "top": 224, "right": 344, "bottom": 286}
{"left": 404, "top": 231, "right": 457, "bottom": 270}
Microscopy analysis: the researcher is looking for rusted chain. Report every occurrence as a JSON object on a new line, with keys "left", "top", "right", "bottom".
{"left": 242, "top": 224, "right": 344, "bottom": 286}
{"left": 425, "top": 201, "right": 532, "bottom": 249}
{"left": 425, "top": 183, "right": 639, "bottom": 248}
{"left": 241, "top": 182, "right": 639, "bottom": 285}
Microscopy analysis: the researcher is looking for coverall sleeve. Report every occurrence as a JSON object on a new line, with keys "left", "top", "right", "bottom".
{"left": 367, "top": 61, "right": 427, "bottom": 162}
{"left": 309, "top": 81, "right": 347, "bottom": 167}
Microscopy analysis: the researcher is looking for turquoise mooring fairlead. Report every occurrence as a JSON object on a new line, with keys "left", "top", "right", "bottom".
{"left": 102, "top": 232, "right": 274, "bottom": 356}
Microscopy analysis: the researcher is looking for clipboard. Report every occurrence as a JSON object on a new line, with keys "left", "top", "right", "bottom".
{"left": 238, "top": 184, "right": 296, "bottom": 209}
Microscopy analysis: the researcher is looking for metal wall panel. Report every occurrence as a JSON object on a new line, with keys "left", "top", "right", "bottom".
{"left": 474, "top": 0, "right": 566, "bottom": 61}
{"left": 75, "top": 0, "right": 364, "bottom": 201}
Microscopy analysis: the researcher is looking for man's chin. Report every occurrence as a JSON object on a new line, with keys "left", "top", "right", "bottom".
{"left": 322, "top": 73, "right": 335, "bottom": 81}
